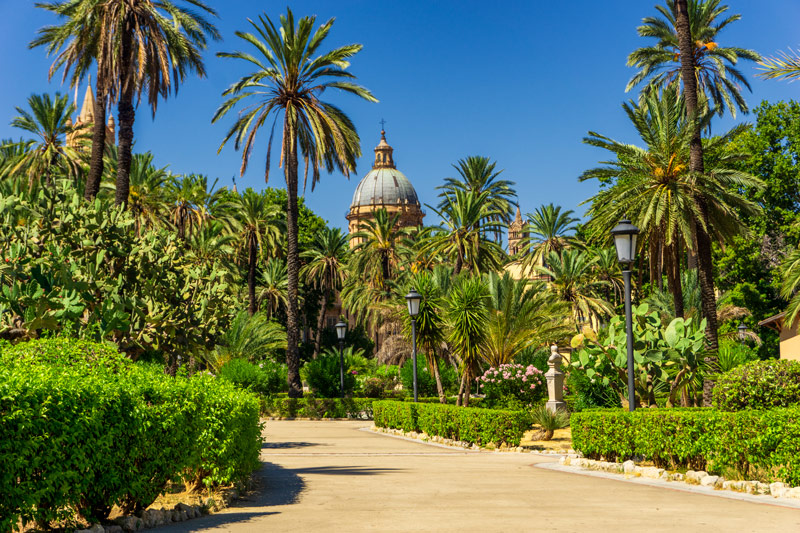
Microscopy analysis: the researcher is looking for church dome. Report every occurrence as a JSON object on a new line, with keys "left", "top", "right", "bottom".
{"left": 350, "top": 167, "right": 420, "bottom": 208}
{"left": 349, "top": 130, "right": 421, "bottom": 209}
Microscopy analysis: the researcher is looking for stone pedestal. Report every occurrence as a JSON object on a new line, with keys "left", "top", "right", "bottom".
{"left": 545, "top": 344, "right": 566, "bottom": 413}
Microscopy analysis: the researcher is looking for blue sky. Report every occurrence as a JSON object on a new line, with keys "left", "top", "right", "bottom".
{"left": 1, "top": 1, "right": 800, "bottom": 231}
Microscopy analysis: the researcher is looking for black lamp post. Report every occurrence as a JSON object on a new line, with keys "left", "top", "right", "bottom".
{"left": 611, "top": 217, "right": 640, "bottom": 412}
{"left": 335, "top": 320, "right": 347, "bottom": 398}
{"left": 405, "top": 289, "right": 422, "bottom": 403}
{"left": 738, "top": 322, "right": 748, "bottom": 346}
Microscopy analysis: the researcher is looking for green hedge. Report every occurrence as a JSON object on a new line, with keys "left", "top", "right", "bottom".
{"left": 0, "top": 339, "right": 262, "bottom": 530}
{"left": 262, "top": 397, "right": 375, "bottom": 419}
{"left": 713, "top": 359, "right": 800, "bottom": 410}
{"left": 571, "top": 408, "right": 800, "bottom": 484}
{"left": 373, "top": 401, "right": 532, "bottom": 446}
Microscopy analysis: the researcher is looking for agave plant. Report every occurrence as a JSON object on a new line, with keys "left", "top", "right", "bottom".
{"left": 530, "top": 405, "right": 570, "bottom": 441}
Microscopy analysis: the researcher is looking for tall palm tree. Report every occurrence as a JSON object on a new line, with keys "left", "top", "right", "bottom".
{"left": 582, "top": 86, "right": 762, "bottom": 317}
{"left": 301, "top": 227, "right": 349, "bottom": 358}
{"left": 626, "top": 0, "right": 760, "bottom": 118}
{"left": 481, "top": 272, "right": 572, "bottom": 367}
{"left": 436, "top": 156, "right": 516, "bottom": 241}
{"left": 759, "top": 50, "right": 800, "bottom": 82}
{"left": 187, "top": 219, "right": 237, "bottom": 268}
{"left": 214, "top": 10, "right": 376, "bottom": 397}
{"left": 519, "top": 203, "right": 579, "bottom": 273}
{"left": 167, "top": 174, "right": 220, "bottom": 240}
{"left": 425, "top": 189, "right": 506, "bottom": 275}
{"left": 536, "top": 249, "right": 613, "bottom": 330}
{"left": 32, "top": 0, "right": 110, "bottom": 200}
{"left": 4, "top": 93, "right": 85, "bottom": 190}
{"left": 51, "top": 1, "right": 219, "bottom": 206}
{"left": 235, "top": 191, "right": 284, "bottom": 316}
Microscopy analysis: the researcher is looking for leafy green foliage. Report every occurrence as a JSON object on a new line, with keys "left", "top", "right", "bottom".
{"left": 301, "top": 348, "right": 369, "bottom": 398}
{"left": 400, "top": 357, "right": 459, "bottom": 397}
{"left": 218, "top": 359, "right": 288, "bottom": 396}
{"left": 713, "top": 359, "right": 800, "bottom": 411}
{"left": 0, "top": 339, "right": 262, "bottom": 530}
{"left": 530, "top": 405, "right": 570, "bottom": 440}
{"left": 571, "top": 408, "right": 800, "bottom": 485}
{"left": 571, "top": 304, "right": 707, "bottom": 407}
{"left": 261, "top": 397, "right": 375, "bottom": 419}
{"left": 373, "top": 401, "right": 532, "bottom": 446}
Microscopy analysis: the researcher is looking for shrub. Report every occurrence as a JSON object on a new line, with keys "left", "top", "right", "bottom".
{"left": 373, "top": 401, "right": 532, "bottom": 446}
{"left": 0, "top": 336, "right": 131, "bottom": 372}
{"left": 477, "top": 363, "right": 546, "bottom": 409}
{"left": 570, "top": 408, "right": 800, "bottom": 484}
{"left": 530, "top": 405, "right": 570, "bottom": 440}
{"left": 713, "top": 359, "right": 800, "bottom": 411}
{"left": 262, "top": 397, "right": 374, "bottom": 419}
{"left": 218, "top": 358, "right": 287, "bottom": 396}
{"left": 302, "top": 352, "right": 357, "bottom": 397}
{"left": 0, "top": 339, "right": 262, "bottom": 530}
{"left": 400, "top": 358, "right": 459, "bottom": 396}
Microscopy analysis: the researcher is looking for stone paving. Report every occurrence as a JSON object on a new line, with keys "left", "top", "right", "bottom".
{"left": 151, "top": 420, "right": 800, "bottom": 532}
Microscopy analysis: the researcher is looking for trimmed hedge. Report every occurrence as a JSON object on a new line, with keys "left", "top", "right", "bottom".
{"left": 0, "top": 339, "right": 262, "bottom": 530}
{"left": 373, "top": 401, "right": 532, "bottom": 446}
{"left": 571, "top": 408, "right": 800, "bottom": 484}
{"left": 262, "top": 397, "right": 375, "bottom": 419}
{"left": 713, "top": 359, "right": 800, "bottom": 411}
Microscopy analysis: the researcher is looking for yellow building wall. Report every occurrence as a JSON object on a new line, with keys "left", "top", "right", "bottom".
{"left": 780, "top": 322, "right": 800, "bottom": 361}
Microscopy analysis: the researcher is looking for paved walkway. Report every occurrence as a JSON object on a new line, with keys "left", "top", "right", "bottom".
{"left": 153, "top": 420, "right": 800, "bottom": 532}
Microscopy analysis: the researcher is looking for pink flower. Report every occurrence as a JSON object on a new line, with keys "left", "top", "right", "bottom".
{"left": 522, "top": 376, "right": 527, "bottom": 382}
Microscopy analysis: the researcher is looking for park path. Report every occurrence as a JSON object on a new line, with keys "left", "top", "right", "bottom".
{"left": 152, "top": 420, "right": 800, "bottom": 533}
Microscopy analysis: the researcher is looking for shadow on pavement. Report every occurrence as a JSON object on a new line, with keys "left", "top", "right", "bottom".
{"left": 148, "top": 462, "right": 396, "bottom": 531}
{"left": 262, "top": 441, "right": 326, "bottom": 449}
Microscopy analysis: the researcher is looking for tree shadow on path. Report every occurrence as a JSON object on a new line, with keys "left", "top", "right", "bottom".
{"left": 148, "top": 462, "right": 397, "bottom": 531}
{"left": 262, "top": 441, "right": 327, "bottom": 449}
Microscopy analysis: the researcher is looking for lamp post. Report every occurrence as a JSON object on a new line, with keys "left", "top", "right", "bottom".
{"left": 335, "top": 320, "right": 347, "bottom": 398}
{"left": 405, "top": 289, "right": 422, "bottom": 402}
{"left": 738, "top": 322, "right": 747, "bottom": 346}
{"left": 611, "top": 217, "right": 640, "bottom": 412}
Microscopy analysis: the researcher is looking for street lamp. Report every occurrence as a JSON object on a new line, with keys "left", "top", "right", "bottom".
{"left": 611, "top": 217, "right": 640, "bottom": 412}
{"left": 335, "top": 320, "right": 347, "bottom": 398}
{"left": 738, "top": 322, "right": 748, "bottom": 346}
{"left": 405, "top": 289, "right": 422, "bottom": 402}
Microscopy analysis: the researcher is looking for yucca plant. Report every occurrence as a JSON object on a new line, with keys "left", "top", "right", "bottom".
{"left": 530, "top": 405, "right": 570, "bottom": 441}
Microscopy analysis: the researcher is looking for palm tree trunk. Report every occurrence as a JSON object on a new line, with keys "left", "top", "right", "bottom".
{"left": 463, "top": 367, "right": 471, "bottom": 408}
{"left": 85, "top": 84, "right": 107, "bottom": 200}
{"left": 667, "top": 243, "right": 685, "bottom": 318}
{"left": 248, "top": 236, "right": 257, "bottom": 316}
{"left": 456, "top": 370, "right": 466, "bottom": 406}
{"left": 115, "top": 24, "right": 134, "bottom": 208}
{"left": 284, "top": 121, "right": 303, "bottom": 398}
{"left": 314, "top": 291, "right": 328, "bottom": 359}
{"left": 675, "top": 0, "right": 719, "bottom": 406}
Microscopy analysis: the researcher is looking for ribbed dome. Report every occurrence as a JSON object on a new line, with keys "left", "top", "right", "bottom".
{"left": 350, "top": 167, "right": 420, "bottom": 208}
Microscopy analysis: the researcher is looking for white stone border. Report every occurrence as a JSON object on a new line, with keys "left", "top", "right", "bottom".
{"left": 551, "top": 455, "right": 800, "bottom": 508}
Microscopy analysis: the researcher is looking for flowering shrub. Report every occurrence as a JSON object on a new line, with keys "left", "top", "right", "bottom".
{"left": 477, "top": 364, "right": 546, "bottom": 409}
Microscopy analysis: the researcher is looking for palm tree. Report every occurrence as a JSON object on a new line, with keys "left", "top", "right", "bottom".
{"left": 536, "top": 249, "right": 613, "bottom": 330}
{"left": 425, "top": 189, "right": 506, "bottom": 275}
{"left": 590, "top": 247, "right": 624, "bottom": 306}
{"left": 127, "top": 152, "right": 169, "bottom": 234}
{"left": 399, "top": 270, "right": 448, "bottom": 402}
{"left": 4, "top": 93, "right": 85, "bottom": 190}
{"left": 481, "top": 272, "right": 572, "bottom": 367}
{"left": 187, "top": 219, "right": 237, "bottom": 268}
{"left": 519, "top": 203, "right": 579, "bottom": 274}
{"left": 351, "top": 209, "right": 408, "bottom": 290}
{"left": 437, "top": 156, "right": 516, "bottom": 241}
{"left": 626, "top": 0, "right": 760, "bottom": 118}
{"left": 205, "top": 310, "right": 287, "bottom": 372}
{"left": 445, "top": 275, "right": 489, "bottom": 407}
{"left": 301, "top": 227, "right": 349, "bottom": 358}
{"left": 235, "top": 191, "right": 284, "bottom": 316}
{"left": 214, "top": 10, "right": 376, "bottom": 397}
{"left": 167, "top": 174, "right": 220, "bottom": 240}
{"left": 759, "top": 50, "right": 800, "bottom": 82}
{"left": 258, "top": 258, "right": 289, "bottom": 320}
{"left": 32, "top": 0, "right": 110, "bottom": 200}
